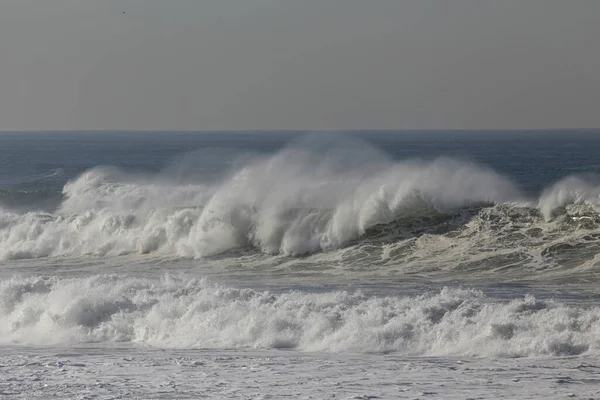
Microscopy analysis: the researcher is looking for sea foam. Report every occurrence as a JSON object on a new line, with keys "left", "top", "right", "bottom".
{"left": 1, "top": 275, "right": 597, "bottom": 357}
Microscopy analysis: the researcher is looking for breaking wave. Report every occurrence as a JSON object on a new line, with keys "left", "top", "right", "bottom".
{"left": 1, "top": 275, "right": 598, "bottom": 357}
{"left": 2, "top": 136, "right": 600, "bottom": 272}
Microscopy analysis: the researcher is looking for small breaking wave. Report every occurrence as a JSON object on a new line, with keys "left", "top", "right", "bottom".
{"left": 1, "top": 275, "right": 598, "bottom": 357}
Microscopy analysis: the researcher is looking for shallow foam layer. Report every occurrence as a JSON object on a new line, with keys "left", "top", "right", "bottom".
{"left": 1, "top": 275, "right": 599, "bottom": 357}
{"left": 3, "top": 347, "right": 600, "bottom": 399}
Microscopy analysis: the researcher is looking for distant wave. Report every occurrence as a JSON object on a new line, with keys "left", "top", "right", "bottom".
{"left": 2, "top": 139, "right": 600, "bottom": 267}
{"left": 0, "top": 275, "right": 597, "bottom": 357}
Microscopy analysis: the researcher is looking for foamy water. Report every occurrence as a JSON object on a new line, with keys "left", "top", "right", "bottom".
{"left": 1, "top": 275, "right": 598, "bottom": 357}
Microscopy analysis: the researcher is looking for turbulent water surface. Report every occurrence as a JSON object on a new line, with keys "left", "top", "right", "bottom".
{"left": 2, "top": 131, "right": 600, "bottom": 398}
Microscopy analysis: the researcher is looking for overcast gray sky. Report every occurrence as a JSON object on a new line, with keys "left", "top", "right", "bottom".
{"left": 1, "top": 0, "right": 599, "bottom": 131}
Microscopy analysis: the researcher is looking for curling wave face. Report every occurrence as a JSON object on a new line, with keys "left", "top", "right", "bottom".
{"left": 2, "top": 141, "right": 600, "bottom": 277}
{"left": 1, "top": 275, "right": 599, "bottom": 357}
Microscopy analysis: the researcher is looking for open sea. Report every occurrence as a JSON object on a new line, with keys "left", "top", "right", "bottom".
{"left": 2, "top": 130, "right": 600, "bottom": 399}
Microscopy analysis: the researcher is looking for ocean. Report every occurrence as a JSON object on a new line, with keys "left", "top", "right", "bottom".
{"left": 2, "top": 130, "right": 600, "bottom": 399}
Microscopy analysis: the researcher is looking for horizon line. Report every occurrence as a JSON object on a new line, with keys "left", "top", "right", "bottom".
{"left": 0, "top": 128, "right": 599, "bottom": 133}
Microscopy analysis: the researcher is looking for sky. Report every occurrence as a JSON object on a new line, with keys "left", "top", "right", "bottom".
{"left": 0, "top": 0, "right": 599, "bottom": 131}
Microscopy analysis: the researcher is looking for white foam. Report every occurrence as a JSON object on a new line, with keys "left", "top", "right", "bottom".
{"left": 1, "top": 275, "right": 598, "bottom": 357}
{"left": 4, "top": 346, "right": 599, "bottom": 399}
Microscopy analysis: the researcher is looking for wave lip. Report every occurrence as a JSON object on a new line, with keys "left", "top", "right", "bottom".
{"left": 1, "top": 275, "right": 598, "bottom": 357}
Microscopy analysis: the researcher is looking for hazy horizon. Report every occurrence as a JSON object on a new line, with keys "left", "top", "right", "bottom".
{"left": 2, "top": 128, "right": 599, "bottom": 134}
{"left": 2, "top": 1, "right": 599, "bottom": 131}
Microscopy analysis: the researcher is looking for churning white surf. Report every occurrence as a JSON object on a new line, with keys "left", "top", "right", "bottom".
{"left": 0, "top": 135, "right": 599, "bottom": 260}
{"left": 0, "top": 274, "right": 597, "bottom": 357}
